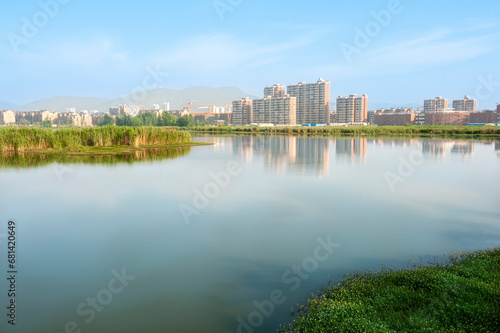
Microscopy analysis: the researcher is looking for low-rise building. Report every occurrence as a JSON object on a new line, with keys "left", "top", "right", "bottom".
{"left": 0, "top": 110, "right": 16, "bottom": 125}
{"left": 91, "top": 113, "right": 106, "bottom": 126}
{"left": 55, "top": 112, "right": 82, "bottom": 126}
{"left": 110, "top": 105, "right": 130, "bottom": 116}
{"left": 469, "top": 110, "right": 497, "bottom": 124}
{"left": 15, "top": 110, "right": 55, "bottom": 124}
{"left": 425, "top": 109, "right": 470, "bottom": 126}
{"left": 374, "top": 109, "right": 415, "bottom": 126}
{"left": 80, "top": 113, "right": 93, "bottom": 126}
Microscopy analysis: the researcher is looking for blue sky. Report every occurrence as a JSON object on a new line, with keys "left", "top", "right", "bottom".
{"left": 1, "top": 0, "right": 499, "bottom": 109}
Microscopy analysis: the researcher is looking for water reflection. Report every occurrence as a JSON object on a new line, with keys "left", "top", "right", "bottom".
{"left": 1, "top": 135, "right": 499, "bottom": 333}
{"left": 335, "top": 138, "right": 367, "bottom": 165}
{"left": 0, "top": 147, "right": 192, "bottom": 168}
{"left": 222, "top": 136, "right": 500, "bottom": 177}
{"left": 451, "top": 142, "right": 474, "bottom": 156}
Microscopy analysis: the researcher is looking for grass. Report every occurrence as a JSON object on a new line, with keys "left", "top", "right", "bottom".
{"left": 0, "top": 126, "right": 193, "bottom": 152}
{"left": 192, "top": 125, "right": 500, "bottom": 138}
{"left": 279, "top": 249, "right": 500, "bottom": 333}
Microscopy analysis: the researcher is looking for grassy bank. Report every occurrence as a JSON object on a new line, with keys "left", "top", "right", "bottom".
{"left": 192, "top": 125, "right": 500, "bottom": 137}
{"left": 0, "top": 127, "right": 193, "bottom": 152}
{"left": 279, "top": 249, "right": 500, "bottom": 333}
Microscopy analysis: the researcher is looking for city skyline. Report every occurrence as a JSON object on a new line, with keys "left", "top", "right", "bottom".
{"left": 1, "top": 0, "right": 499, "bottom": 110}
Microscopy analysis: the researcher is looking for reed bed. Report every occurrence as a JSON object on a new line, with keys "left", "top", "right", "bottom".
{"left": 0, "top": 127, "right": 192, "bottom": 152}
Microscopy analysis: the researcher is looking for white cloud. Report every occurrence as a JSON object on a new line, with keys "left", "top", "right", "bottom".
{"left": 311, "top": 28, "right": 500, "bottom": 80}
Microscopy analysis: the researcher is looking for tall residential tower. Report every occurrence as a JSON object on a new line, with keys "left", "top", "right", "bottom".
{"left": 232, "top": 98, "right": 253, "bottom": 125}
{"left": 335, "top": 94, "right": 368, "bottom": 123}
{"left": 424, "top": 97, "right": 448, "bottom": 113}
{"left": 452, "top": 96, "right": 476, "bottom": 112}
{"left": 287, "top": 79, "right": 331, "bottom": 124}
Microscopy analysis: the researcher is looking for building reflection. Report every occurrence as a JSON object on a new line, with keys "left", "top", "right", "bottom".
{"left": 451, "top": 142, "right": 474, "bottom": 156}
{"left": 231, "top": 136, "right": 330, "bottom": 177}
{"left": 422, "top": 140, "right": 475, "bottom": 159}
{"left": 288, "top": 137, "right": 330, "bottom": 177}
{"left": 495, "top": 142, "right": 500, "bottom": 155}
{"left": 368, "top": 138, "right": 419, "bottom": 149}
{"left": 230, "top": 136, "right": 254, "bottom": 163}
{"left": 422, "top": 141, "right": 455, "bottom": 160}
{"left": 211, "top": 136, "right": 232, "bottom": 154}
{"left": 335, "top": 138, "right": 367, "bottom": 165}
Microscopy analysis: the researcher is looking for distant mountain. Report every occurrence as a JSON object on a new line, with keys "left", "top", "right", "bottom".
{"left": 0, "top": 101, "right": 19, "bottom": 110}
{"left": 4, "top": 87, "right": 259, "bottom": 113}
{"left": 22, "top": 96, "right": 110, "bottom": 113}
{"left": 110, "top": 87, "right": 259, "bottom": 111}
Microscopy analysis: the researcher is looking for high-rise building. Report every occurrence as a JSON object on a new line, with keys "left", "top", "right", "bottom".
{"left": 424, "top": 97, "right": 448, "bottom": 113}
{"left": 264, "top": 84, "right": 285, "bottom": 98}
{"left": 497, "top": 104, "right": 500, "bottom": 123}
{"left": 231, "top": 98, "right": 253, "bottom": 125}
{"left": 287, "top": 79, "right": 331, "bottom": 124}
{"left": 253, "top": 95, "right": 296, "bottom": 125}
{"left": 452, "top": 96, "right": 476, "bottom": 112}
{"left": 335, "top": 94, "right": 368, "bottom": 123}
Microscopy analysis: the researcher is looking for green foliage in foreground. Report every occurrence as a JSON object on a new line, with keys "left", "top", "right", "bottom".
{"left": 105, "top": 112, "right": 196, "bottom": 127}
{"left": 0, "top": 126, "right": 192, "bottom": 152}
{"left": 192, "top": 125, "right": 500, "bottom": 137}
{"left": 279, "top": 249, "right": 500, "bottom": 333}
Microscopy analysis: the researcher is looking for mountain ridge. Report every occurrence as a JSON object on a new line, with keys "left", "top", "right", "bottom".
{"left": 1, "top": 87, "right": 260, "bottom": 113}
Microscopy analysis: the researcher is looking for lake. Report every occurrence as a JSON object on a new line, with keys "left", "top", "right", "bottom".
{"left": 0, "top": 135, "right": 499, "bottom": 333}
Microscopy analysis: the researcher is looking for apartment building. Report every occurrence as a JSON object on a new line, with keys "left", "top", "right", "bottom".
{"left": 232, "top": 98, "right": 253, "bottom": 125}
{"left": 424, "top": 97, "right": 448, "bottom": 113}
{"left": 452, "top": 96, "right": 476, "bottom": 112}
{"left": 252, "top": 95, "right": 296, "bottom": 125}
{"left": 264, "top": 84, "right": 285, "bottom": 98}
{"left": 335, "top": 94, "right": 368, "bottom": 123}
{"left": 287, "top": 79, "right": 331, "bottom": 124}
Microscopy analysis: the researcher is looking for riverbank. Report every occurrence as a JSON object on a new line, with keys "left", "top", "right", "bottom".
{"left": 279, "top": 248, "right": 500, "bottom": 332}
{"left": 0, "top": 127, "right": 201, "bottom": 153}
{"left": 192, "top": 125, "right": 500, "bottom": 138}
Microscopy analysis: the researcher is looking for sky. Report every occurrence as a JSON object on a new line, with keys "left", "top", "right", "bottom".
{"left": 0, "top": 0, "right": 499, "bottom": 109}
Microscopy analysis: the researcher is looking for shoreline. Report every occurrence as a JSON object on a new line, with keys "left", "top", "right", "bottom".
{"left": 278, "top": 248, "right": 500, "bottom": 332}
{"left": 19, "top": 142, "right": 213, "bottom": 156}
{"left": 190, "top": 125, "right": 500, "bottom": 138}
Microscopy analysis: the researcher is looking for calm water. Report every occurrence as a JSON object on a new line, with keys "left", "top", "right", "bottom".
{"left": 1, "top": 136, "right": 499, "bottom": 333}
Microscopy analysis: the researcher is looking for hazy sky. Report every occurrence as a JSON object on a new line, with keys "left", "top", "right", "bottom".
{"left": 1, "top": 0, "right": 499, "bottom": 109}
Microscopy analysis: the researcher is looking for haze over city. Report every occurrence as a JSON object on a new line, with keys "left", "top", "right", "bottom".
{"left": 1, "top": 0, "right": 499, "bottom": 110}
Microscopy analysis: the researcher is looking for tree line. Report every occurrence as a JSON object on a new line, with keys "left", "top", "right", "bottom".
{"left": 98, "top": 112, "right": 196, "bottom": 127}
